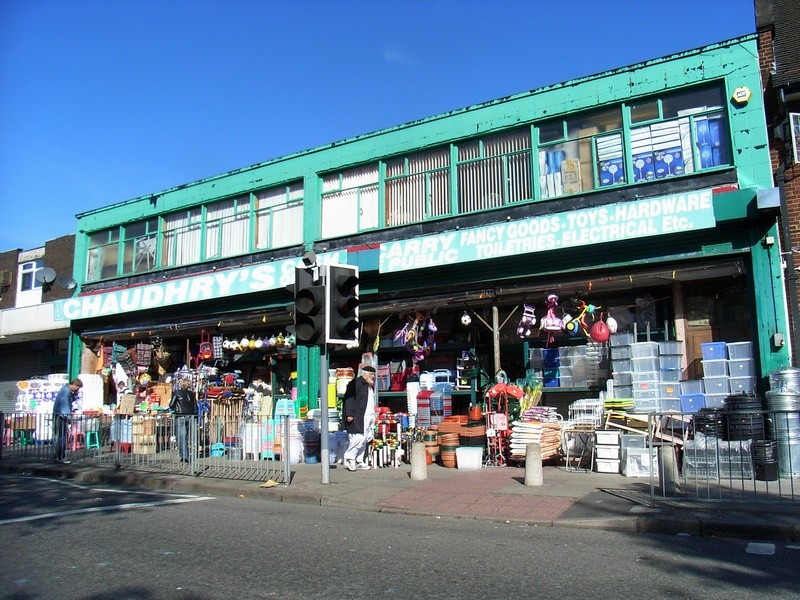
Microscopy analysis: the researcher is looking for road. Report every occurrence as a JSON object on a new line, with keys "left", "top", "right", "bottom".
{"left": 1, "top": 474, "right": 798, "bottom": 600}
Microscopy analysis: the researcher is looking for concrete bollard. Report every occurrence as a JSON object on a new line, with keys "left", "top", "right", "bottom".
{"left": 660, "top": 444, "right": 680, "bottom": 495}
{"left": 524, "top": 442, "right": 543, "bottom": 486}
{"left": 410, "top": 441, "right": 427, "bottom": 481}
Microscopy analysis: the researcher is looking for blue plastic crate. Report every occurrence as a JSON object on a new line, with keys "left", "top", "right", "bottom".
{"left": 542, "top": 377, "right": 559, "bottom": 388}
{"left": 701, "top": 342, "right": 728, "bottom": 361}
{"left": 542, "top": 348, "right": 560, "bottom": 368}
{"left": 680, "top": 393, "right": 705, "bottom": 413}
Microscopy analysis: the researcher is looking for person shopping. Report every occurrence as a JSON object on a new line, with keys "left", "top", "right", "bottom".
{"left": 53, "top": 378, "right": 83, "bottom": 464}
{"left": 342, "top": 365, "right": 376, "bottom": 471}
{"left": 169, "top": 379, "right": 197, "bottom": 463}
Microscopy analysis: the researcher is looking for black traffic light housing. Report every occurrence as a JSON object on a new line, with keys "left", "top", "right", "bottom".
{"left": 293, "top": 266, "right": 326, "bottom": 346}
{"left": 326, "top": 264, "right": 359, "bottom": 345}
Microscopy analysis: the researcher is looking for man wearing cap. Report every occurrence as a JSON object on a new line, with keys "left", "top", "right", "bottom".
{"left": 53, "top": 378, "right": 83, "bottom": 464}
{"left": 342, "top": 365, "right": 376, "bottom": 471}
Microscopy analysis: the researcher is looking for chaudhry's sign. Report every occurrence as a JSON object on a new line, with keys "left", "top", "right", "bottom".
{"left": 379, "top": 189, "right": 716, "bottom": 273}
{"left": 52, "top": 251, "right": 346, "bottom": 322}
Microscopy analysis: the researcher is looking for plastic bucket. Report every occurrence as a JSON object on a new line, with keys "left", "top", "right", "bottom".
{"left": 753, "top": 439, "right": 779, "bottom": 481}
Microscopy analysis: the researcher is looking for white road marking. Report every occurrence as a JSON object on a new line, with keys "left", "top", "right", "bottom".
{"left": 0, "top": 474, "right": 214, "bottom": 525}
{"left": 0, "top": 495, "right": 214, "bottom": 525}
{"left": 746, "top": 542, "right": 776, "bottom": 555}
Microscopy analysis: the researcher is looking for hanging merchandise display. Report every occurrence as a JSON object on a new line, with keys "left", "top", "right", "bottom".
{"left": 589, "top": 317, "right": 610, "bottom": 343}
{"left": 392, "top": 311, "right": 439, "bottom": 364}
{"left": 516, "top": 304, "right": 537, "bottom": 339}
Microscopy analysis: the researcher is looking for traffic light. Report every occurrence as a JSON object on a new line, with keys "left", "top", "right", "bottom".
{"left": 326, "top": 264, "right": 359, "bottom": 345}
{"left": 293, "top": 266, "right": 326, "bottom": 346}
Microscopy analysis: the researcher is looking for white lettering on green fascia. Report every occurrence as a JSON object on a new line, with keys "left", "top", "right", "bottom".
{"left": 53, "top": 251, "right": 345, "bottom": 321}
{"left": 379, "top": 189, "right": 715, "bottom": 273}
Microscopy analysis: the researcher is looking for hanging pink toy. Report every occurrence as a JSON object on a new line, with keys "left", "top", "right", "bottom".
{"left": 516, "top": 304, "right": 537, "bottom": 339}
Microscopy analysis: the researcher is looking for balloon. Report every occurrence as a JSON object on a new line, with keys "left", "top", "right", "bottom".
{"left": 606, "top": 316, "right": 618, "bottom": 334}
{"left": 590, "top": 320, "right": 610, "bottom": 343}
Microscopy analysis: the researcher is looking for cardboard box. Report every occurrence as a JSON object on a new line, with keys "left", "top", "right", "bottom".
{"left": 132, "top": 417, "right": 155, "bottom": 435}
{"left": 16, "top": 415, "right": 36, "bottom": 430}
{"left": 117, "top": 394, "right": 136, "bottom": 415}
{"left": 133, "top": 443, "right": 157, "bottom": 455}
{"left": 133, "top": 434, "right": 156, "bottom": 445}
{"left": 153, "top": 383, "right": 172, "bottom": 407}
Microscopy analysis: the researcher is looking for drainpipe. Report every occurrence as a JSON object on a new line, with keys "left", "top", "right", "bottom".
{"left": 775, "top": 164, "right": 800, "bottom": 367}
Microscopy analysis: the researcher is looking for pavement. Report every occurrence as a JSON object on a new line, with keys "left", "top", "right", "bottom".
{"left": 2, "top": 455, "right": 799, "bottom": 542}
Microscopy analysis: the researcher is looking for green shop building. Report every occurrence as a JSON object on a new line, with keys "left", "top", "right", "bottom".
{"left": 61, "top": 34, "right": 790, "bottom": 417}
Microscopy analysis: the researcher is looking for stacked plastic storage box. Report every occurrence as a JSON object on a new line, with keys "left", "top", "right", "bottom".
{"left": 610, "top": 332, "right": 634, "bottom": 398}
{"left": 528, "top": 348, "right": 559, "bottom": 387}
{"left": 700, "top": 341, "right": 755, "bottom": 408}
{"left": 627, "top": 341, "right": 681, "bottom": 412}
{"left": 558, "top": 345, "right": 603, "bottom": 388}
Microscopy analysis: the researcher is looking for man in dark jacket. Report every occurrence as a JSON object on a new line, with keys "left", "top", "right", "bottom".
{"left": 342, "top": 366, "right": 376, "bottom": 471}
{"left": 52, "top": 378, "right": 83, "bottom": 463}
{"left": 169, "top": 379, "right": 197, "bottom": 463}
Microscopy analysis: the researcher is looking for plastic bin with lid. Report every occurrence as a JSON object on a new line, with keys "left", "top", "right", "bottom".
{"left": 632, "top": 357, "right": 659, "bottom": 372}
{"left": 703, "top": 393, "right": 727, "bottom": 408}
{"left": 726, "top": 341, "right": 753, "bottom": 360}
{"left": 702, "top": 360, "right": 728, "bottom": 377}
{"left": 729, "top": 376, "right": 756, "bottom": 393}
{"left": 658, "top": 340, "right": 683, "bottom": 355}
{"left": 610, "top": 332, "right": 635, "bottom": 346}
{"left": 613, "top": 358, "right": 631, "bottom": 372}
{"left": 659, "top": 354, "right": 681, "bottom": 370}
{"left": 680, "top": 379, "right": 703, "bottom": 395}
{"left": 630, "top": 342, "right": 659, "bottom": 358}
{"left": 660, "top": 368, "right": 681, "bottom": 383}
{"left": 728, "top": 358, "right": 755, "bottom": 377}
{"left": 659, "top": 382, "right": 679, "bottom": 398}
{"left": 610, "top": 345, "right": 631, "bottom": 360}
{"left": 703, "top": 376, "right": 730, "bottom": 394}
{"left": 612, "top": 371, "right": 632, "bottom": 386}
{"left": 614, "top": 384, "right": 632, "bottom": 398}
{"left": 632, "top": 371, "right": 659, "bottom": 383}
{"left": 680, "top": 393, "right": 705, "bottom": 413}
{"left": 633, "top": 396, "right": 661, "bottom": 411}
{"left": 701, "top": 342, "right": 728, "bottom": 361}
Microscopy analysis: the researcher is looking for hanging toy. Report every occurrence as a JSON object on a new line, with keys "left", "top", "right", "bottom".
{"left": 427, "top": 318, "right": 438, "bottom": 352}
{"left": 564, "top": 317, "right": 582, "bottom": 336}
{"left": 540, "top": 294, "right": 563, "bottom": 332}
{"left": 516, "top": 304, "right": 537, "bottom": 338}
{"left": 590, "top": 316, "right": 610, "bottom": 343}
{"left": 605, "top": 315, "right": 618, "bottom": 334}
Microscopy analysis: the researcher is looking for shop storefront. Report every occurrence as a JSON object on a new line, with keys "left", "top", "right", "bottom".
{"left": 40, "top": 35, "right": 793, "bottom": 482}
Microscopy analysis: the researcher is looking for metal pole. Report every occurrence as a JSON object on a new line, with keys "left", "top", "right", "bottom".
{"left": 282, "top": 414, "right": 290, "bottom": 484}
{"left": 492, "top": 302, "right": 500, "bottom": 376}
{"left": 320, "top": 344, "right": 330, "bottom": 484}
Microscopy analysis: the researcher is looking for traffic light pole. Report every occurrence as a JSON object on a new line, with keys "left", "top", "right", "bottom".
{"left": 320, "top": 342, "right": 330, "bottom": 484}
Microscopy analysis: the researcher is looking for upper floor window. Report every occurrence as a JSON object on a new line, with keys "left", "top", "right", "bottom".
{"left": 385, "top": 148, "right": 451, "bottom": 226}
{"left": 321, "top": 165, "right": 379, "bottom": 238}
{"left": 86, "top": 229, "right": 120, "bottom": 282}
{"left": 456, "top": 129, "right": 532, "bottom": 213}
{"left": 85, "top": 181, "right": 303, "bottom": 282}
{"left": 19, "top": 259, "right": 43, "bottom": 292}
{"left": 537, "top": 84, "right": 730, "bottom": 200}
{"left": 255, "top": 182, "right": 304, "bottom": 249}
{"left": 538, "top": 107, "right": 623, "bottom": 198}
{"left": 122, "top": 218, "right": 159, "bottom": 275}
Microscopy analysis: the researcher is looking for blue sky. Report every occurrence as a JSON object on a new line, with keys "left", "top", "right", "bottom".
{"left": 0, "top": 0, "right": 756, "bottom": 252}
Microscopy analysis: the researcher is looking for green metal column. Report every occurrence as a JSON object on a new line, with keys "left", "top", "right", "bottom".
{"left": 749, "top": 219, "right": 791, "bottom": 380}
